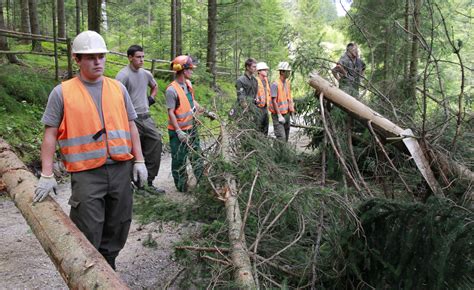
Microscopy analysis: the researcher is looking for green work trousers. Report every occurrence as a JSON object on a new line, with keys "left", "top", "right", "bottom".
{"left": 271, "top": 113, "right": 291, "bottom": 142}
{"left": 68, "top": 160, "right": 133, "bottom": 265}
{"left": 168, "top": 127, "right": 203, "bottom": 192}
{"left": 135, "top": 115, "right": 163, "bottom": 186}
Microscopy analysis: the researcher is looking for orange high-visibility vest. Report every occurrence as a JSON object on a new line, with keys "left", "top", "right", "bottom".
{"left": 256, "top": 76, "right": 271, "bottom": 108}
{"left": 269, "top": 79, "right": 294, "bottom": 114}
{"left": 167, "top": 80, "right": 195, "bottom": 131}
{"left": 58, "top": 77, "right": 133, "bottom": 172}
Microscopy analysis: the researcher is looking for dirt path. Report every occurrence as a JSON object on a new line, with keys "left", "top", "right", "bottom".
{"left": 0, "top": 152, "right": 192, "bottom": 289}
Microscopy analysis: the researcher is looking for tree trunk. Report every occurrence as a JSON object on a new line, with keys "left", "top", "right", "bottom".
{"left": 308, "top": 72, "right": 445, "bottom": 197}
{"left": 19, "top": 0, "right": 30, "bottom": 43}
{"left": 407, "top": 0, "right": 421, "bottom": 108}
{"left": 0, "top": 139, "right": 129, "bottom": 289}
{"left": 57, "top": 0, "right": 66, "bottom": 38}
{"left": 88, "top": 0, "right": 101, "bottom": 33}
{"left": 5, "top": 0, "right": 11, "bottom": 30}
{"left": 75, "top": 0, "right": 81, "bottom": 35}
{"left": 403, "top": 0, "right": 410, "bottom": 80}
{"left": 28, "top": 0, "right": 42, "bottom": 51}
{"left": 170, "top": 0, "right": 182, "bottom": 59}
{"left": 206, "top": 0, "right": 217, "bottom": 87}
{"left": 220, "top": 123, "right": 257, "bottom": 288}
{"left": 101, "top": 0, "right": 108, "bottom": 31}
{"left": 0, "top": 0, "right": 19, "bottom": 63}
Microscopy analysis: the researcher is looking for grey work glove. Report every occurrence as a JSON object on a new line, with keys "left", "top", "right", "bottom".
{"left": 205, "top": 111, "right": 218, "bottom": 121}
{"left": 278, "top": 114, "right": 286, "bottom": 124}
{"left": 147, "top": 96, "right": 156, "bottom": 106}
{"left": 33, "top": 174, "right": 58, "bottom": 203}
{"left": 133, "top": 161, "right": 148, "bottom": 188}
{"left": 176, "top": 130, "right": 189, "bottom": 143}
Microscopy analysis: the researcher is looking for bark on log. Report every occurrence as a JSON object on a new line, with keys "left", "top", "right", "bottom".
{"left": 219, "top": 122, "right": 257, "bottom": 289}
{"left": 0, "top": 138, "right": 129, "bottom": 289}
{"left": 308, "top": 72, "right": 444, "bottom": 197}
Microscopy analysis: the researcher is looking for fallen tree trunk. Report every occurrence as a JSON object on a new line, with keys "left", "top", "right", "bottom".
{"left": 308, "top": 72, "right": 445, "bottom": 197}
{"left": 0, "top": 138, "right": 129, "bottom": 289}
{"left": 219, "top": 122, "right": 257, "bottom": 289}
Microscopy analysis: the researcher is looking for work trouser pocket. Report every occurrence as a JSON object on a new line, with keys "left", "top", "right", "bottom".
{"left": 68, "top": 198, "right": 80, "bottom": 208}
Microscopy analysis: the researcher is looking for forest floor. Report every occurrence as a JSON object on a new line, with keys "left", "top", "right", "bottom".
{"left": 0, "top": 126, "right": 310, "bottom": 289}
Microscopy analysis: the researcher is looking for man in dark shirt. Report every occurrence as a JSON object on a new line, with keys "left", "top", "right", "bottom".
{"left": 234, "top": 58, "right": 258, "bottom": 129}
{"left": 235, "top": 58, "right": 258, "bottom": 110}
{"left": 332, "top": 43, "right": 366, "bottom": 98}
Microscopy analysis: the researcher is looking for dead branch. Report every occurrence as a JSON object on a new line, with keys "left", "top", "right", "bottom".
{"left": 240, "top": 171, "right": 258, "bottom": 240}
{"left": 435, "top": 3, "right": 466, "bottom": 150}
{"left": 256, "top": 214, "right": 306, "bottom": 266}
{"left": 163, "top": 267, "right": 186, "bottom": 289}
{"left": 311, "top": 207, "right": 325, "bottom": 290}
{"left": 319, "top": 93, "right": 362, "bottom": 193}
{"left": 250, "top": 188, "right": 304, "bottom": 250}
{"left": 367, "top": 121, "right": 412, "bottom": 194}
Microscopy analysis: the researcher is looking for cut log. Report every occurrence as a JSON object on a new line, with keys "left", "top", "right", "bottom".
{"left": 0, "top": 138, "right": 129, "bottom": 289}
{"left": 308, "top": 72, "right": 444, "bottom": 197}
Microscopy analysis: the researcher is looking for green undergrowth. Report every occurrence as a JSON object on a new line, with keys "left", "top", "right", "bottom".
{"left": 335, "top": 197, "right": 474, "bottom": 289}
{"left": 0, "top": 64, "right": 57, "bottom": 164}
{"left": 133, "top": 194, "right": 218, "bottom": 224}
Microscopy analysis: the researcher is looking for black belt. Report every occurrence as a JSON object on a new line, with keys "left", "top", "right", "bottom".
{"left": 137, "top": 113, "right": 151, "bottom": 120}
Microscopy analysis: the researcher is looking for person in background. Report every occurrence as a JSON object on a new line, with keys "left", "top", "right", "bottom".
{"left": 116, "top": 45, "right": 165, "bottom": 195}
{"left": 235, "top": 58, "right": 258, "bottom": 113}
{"left": 165, "top": 55, "right": 217, "bottom": 192}
{"left": 269, "top": 61, "right": 295, "bottom": 142}
{"left": 332, "top": 42, "right": 366, "bottom": 98}
{"left": 33, "top": 31, "right": 147, "bottom": 270}
{"left": 255, "top": 62, "right": 271, "bottom": 135}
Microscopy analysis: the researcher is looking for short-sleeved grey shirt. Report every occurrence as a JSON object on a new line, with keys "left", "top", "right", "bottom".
{"left": 270, "top": 80, "right": 288, "bottom": 98}
{"left": 116, "top": 64, "right": 157, "bottom": 115}
{"left": 165, "top": 81, "right": 190, "bottom": 110}
{"left": 41, "top": 76, "right": 137, "bottom": 128}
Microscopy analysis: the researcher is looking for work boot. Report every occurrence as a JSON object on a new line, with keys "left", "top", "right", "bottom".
{"left": 104, "top": 256, "right": 116, "bottom": 271}
{"left": 145, "top": 183, "right": 166, "bottom": 195}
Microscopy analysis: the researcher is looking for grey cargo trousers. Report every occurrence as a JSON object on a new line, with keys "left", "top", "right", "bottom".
{"left": 135, "top": 114, "right": 163, "bottom": 185}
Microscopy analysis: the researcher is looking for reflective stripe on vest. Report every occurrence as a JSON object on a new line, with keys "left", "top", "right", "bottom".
{"left": 256, "top": 77, "right": 271, "bottom": 108}
{"left": 58, "top": 77, "right": 133, "bottom": 172}
{"left": 269, "top": 79, "right": 293, "bottom": 114}
{"left": 167, "top": 80, "right": 195, "bottom": 131}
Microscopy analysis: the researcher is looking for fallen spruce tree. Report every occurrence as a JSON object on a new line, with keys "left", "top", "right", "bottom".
{"left": 166, "top": 109, "right": 472, "bottom": 288}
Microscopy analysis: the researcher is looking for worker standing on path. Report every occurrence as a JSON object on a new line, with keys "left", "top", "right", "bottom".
{"left": 33, "top": 31, "right": 147, "bottom": 270}
{"left": 116, "top": 45, "right": 165, "bottom": 195}
{"left": 269, "top": 61, "right": 295, "bottom": 142}
{"left": 332, "top": 42, "right": 366, "bottom": 98}
{"left": 255, "top": 62, "right": 271, "bottom": 135}
{"left": 166, "top": 55, "right": 217, "bottom": 192}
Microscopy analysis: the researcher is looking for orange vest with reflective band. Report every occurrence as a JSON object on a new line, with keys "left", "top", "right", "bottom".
{"left": 269, "top": 79, "right": 294, "bottom": 114}
{"left": 256, "top": 77, "right": 271, "bottom": 108}
{"left": 58, "top": 77, "right": 133, "bottom": 172}
{"left": 167, "top": 80, "right": 195, "bottom": 131}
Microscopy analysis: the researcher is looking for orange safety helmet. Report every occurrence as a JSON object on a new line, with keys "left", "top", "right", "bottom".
{"left": 171, "top": 55, "right": 196, "bottom": 72}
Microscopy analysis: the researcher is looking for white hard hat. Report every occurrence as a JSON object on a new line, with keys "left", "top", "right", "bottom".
{"left": 256, "top": 62, "right": 269, "bottom": 71}
{"left": 72, "top": 31, "right": 108, "bottom": 54}
{"left": 277, "top": 61, "right": 291, "bottom": 71}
